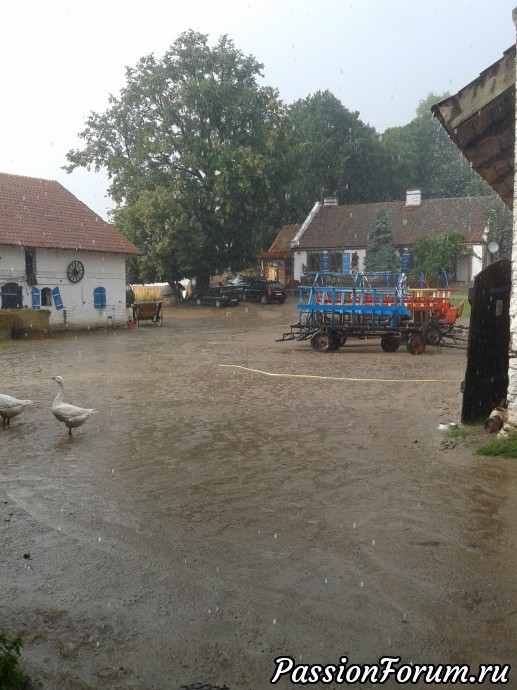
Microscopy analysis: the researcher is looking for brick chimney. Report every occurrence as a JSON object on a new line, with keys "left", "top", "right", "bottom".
{"left": 405, "top": 189, "right": 422, "bottom": 206}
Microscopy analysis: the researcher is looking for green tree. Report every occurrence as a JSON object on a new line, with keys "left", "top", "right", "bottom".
{"left": 284, "top": 90, "right": 390, "bottom": 220}
{"left": 114, "top": 187, "right": 205, "bottom": 285}
{"left": 380, "top": 93, "right": 492, "bottom": 200}
{"left": 65, "top": 31, "right": 288, "bottom": 284}
{"left": 364, "top": 209, "right": 398, "bottom": 271}
{"left": 412, "top": 232, "right": 464, "bottom": 279}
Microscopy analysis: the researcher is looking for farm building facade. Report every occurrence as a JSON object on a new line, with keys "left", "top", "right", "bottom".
{"left": 287, "top": 190, "right": 506, "bottom": 283}
{"left": 0, "top": 172, "right": 140, "bottom": 329}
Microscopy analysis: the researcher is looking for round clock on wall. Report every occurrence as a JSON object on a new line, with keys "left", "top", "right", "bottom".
{"left": 67, "top": 260, "right": 85, "bottom": 283}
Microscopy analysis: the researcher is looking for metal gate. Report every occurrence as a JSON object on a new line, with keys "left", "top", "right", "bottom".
{"left": 461, "top": 259, "right": 511, "bottom": 422}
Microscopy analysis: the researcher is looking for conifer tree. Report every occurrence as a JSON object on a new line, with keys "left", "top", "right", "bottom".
{"left": 364, "top": 209, "right": 399, "bottom": 271}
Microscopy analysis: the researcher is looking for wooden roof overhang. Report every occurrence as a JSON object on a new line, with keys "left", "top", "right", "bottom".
{"left": 431, "top": 45, "right": 515, "bottom": 210}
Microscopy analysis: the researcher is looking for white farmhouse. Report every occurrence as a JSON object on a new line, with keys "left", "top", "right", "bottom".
{"left": 0, "top": 172, "right": 140, "bottom": 329}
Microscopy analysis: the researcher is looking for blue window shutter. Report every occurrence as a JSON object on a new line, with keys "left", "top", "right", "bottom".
{"left": 93, "top": 287, "right": 106, "bottom": 308}
{"left": 52, "top": 287, "right": 64, "bottom": 310}
{"left": 31, "top": 287, "right": 41, "bottom": 309}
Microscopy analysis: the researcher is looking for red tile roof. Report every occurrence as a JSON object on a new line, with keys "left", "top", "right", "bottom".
{"left": 295, "top": 196, "right": 496, "bottom": 250}
{"left": 0, "top": 172, "right": 140, "bottom": 255}
{"left": 259, "top": 224, "right": 299, "bottom": 258}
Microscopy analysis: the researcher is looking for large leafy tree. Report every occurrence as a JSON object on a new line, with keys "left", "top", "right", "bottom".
{"left": 65, "top": 31, "right": 288, "bottom": 284}
{"left": 380, "top": 93, "right": 491, "bottom": 200}
{"left": 364, "top": 209, "right": 398, "bottom": 271}
{"left": 115, "top": 187, "right": 204, "bottom": 285}
{"left": 284, "top": 90, "right": 390, "bottom": 220}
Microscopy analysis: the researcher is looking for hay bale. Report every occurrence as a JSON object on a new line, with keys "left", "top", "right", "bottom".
{"left": 0, "top": 309, "right": 52, "bottom": 340}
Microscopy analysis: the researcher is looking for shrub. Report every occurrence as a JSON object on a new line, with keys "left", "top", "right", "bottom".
{"left": 0, "top": 634, "right": 31, "bottom": 690}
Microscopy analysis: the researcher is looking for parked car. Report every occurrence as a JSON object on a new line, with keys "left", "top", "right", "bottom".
{"left": 194, "top": 286, "right": 239, "bottom": 308}
{"left": 224, "top": 275, "right": 287, "bottom": 304}
{"left": 239, "top": 279, "right": 287, "bottom": 304}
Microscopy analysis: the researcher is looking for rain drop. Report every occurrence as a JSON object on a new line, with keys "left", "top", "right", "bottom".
{"left": 272, "top": 618, "right": 276, "bottom": 625}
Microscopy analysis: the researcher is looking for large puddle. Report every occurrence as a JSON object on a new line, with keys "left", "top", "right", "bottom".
{"left": 1, "top": 304, "right": 517, "bottom": 688}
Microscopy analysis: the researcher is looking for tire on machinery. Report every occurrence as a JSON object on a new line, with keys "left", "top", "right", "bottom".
{"left": 310, "top": 330, "right": 333, "bottom": 352}
{"left": 406, "top": 333, "right": 426, "bottom": 355}
{"left": 423, "top": 325, "right": 442, "bottom": 346}
{"left": 381, "top": 336, "right": 400, "bottom": 352}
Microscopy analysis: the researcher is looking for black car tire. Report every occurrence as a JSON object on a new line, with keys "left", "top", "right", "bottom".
{"left": 195, "top": 297, "right": 202, "bottom": 306}
{"left": 215, "top": 299, "right": 223, "bottom": 308}
{"left": 260, "top": 295, "right": 268, "bottom": 305}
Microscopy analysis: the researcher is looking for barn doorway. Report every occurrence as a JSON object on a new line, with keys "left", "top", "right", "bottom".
{"left": 461, "top": 259, "right": 511, "bottom": 422}
{"left": 1, "top": 282, "right": 23, "bottom": 309}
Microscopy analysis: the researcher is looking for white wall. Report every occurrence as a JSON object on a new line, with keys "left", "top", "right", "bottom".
{"left": 0, "top": 245, "right": 128, "bottom": 328}
{"left": 292, "top": 249, "right": 367, "bottom": 280}
{"left": 293, "top": 251, "right": 307, "bottom": 280}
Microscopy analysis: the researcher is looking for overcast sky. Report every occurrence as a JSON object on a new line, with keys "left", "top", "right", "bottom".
{"left": 1, "top": 0, "right": 515, "bottom": 219}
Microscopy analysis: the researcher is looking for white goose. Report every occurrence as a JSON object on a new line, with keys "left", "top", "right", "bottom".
{"left": 0, "top": 394, "right": 33, "bottom": 426}
{"left": 51, "top": 376, "right": 97, "bottom": 435}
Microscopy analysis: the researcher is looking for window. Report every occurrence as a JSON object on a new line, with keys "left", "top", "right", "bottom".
{"left": 93, "top": 287, "right": 106, "bottom": 308}
{"left": 41, "top": 287, "right": 53, "bottom": 306}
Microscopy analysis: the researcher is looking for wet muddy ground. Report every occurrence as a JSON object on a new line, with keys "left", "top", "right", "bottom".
{"left": 1, "top": 300, "right": 517, "bottom": 689}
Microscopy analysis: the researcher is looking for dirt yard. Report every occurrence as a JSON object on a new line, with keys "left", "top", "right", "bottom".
{"left": 1, "top": 300, "right": 517, "bottom": 689}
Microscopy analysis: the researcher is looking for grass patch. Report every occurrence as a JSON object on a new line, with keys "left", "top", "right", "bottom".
{"left": 445, "top": 427, "right": 469, "bottom": 439}
{"left": 0, "top": 633, "right": 31, "bottom": 689}
{"left": 476, "top": 435, "right": 517, "bottom": 458}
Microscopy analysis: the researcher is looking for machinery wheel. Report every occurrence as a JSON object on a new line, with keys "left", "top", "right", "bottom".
{"left": 310, "top": 330, "right": 333, "bottom": 352}
{"left": 336, "top": 332, "right": 347, "bottom": 348}
{"left": 381, "top": 336, "right": 400, "bottom": 352}
{"left": 406, "top": 333, "right": 426, "bottom": 355}
{"left": 329, "top": 331, "right": 341, "bottom": 350}
{"left": 423, "top": 325, "right": 442, "bottom": 346}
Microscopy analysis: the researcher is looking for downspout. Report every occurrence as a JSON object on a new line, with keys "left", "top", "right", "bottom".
{"left": 502, "top": 6, "right": 517, "bottom": 432}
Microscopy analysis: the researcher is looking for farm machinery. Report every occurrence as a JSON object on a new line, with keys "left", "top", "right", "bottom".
{"left": 277, "top": 272, "right": 467, "bottom": 354}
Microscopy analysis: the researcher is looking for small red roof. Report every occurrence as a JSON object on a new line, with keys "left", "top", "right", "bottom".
{"left": 0, "top": 172, "right": 140, "bottom": 255}
{"left": 259, "top": 224, "right": 299, "bottom": 259}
